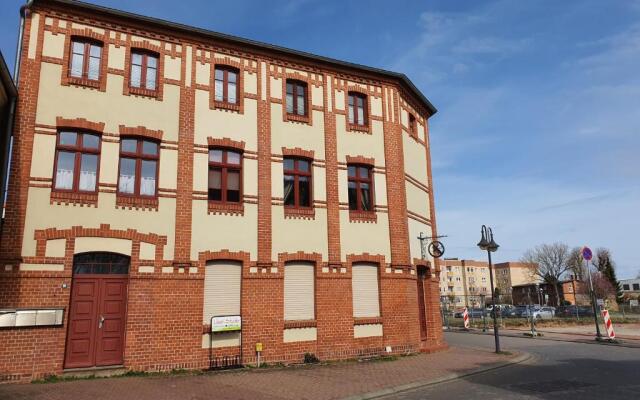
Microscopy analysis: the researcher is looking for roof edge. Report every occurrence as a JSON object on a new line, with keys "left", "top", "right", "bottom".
{"left": 0, "top": 51, "right": 17, "bottom": 98}
{"left": 32, "top": 0, "right": 436, "bottom": 116}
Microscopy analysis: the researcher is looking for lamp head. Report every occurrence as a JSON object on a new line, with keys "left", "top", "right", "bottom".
{"left": 477, "top": 225, "right": 489, "bottom": 250}
{"left": 487, "top": 227, "right": 499, "bottom": 252}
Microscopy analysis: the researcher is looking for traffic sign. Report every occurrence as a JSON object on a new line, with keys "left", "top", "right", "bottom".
{"left": 582, "top": 246, "right": 593, "bottom": 261}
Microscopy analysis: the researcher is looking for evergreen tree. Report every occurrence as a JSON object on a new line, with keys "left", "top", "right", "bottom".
{"left": 596, "top": 248, "right": 623, "bottom": 304}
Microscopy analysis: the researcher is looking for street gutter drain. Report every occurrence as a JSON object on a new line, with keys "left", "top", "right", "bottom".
{"left": 512, "top": 380, "right": 597, "bottom": 394}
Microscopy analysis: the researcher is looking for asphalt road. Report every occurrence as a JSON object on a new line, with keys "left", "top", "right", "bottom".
{"left": 382, "top": 331, "right": 640, "bottom": 399}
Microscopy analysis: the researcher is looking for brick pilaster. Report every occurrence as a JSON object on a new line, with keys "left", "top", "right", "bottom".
{"left": 256, "top": 60, "right": 272, "bottom": 265}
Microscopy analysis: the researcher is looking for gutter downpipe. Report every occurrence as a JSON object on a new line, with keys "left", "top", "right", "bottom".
{"left": 1, "top": 2, "right": 32, "bottom": 240}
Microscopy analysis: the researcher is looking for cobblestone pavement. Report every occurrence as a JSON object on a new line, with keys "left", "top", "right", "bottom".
{"left": 0, "top": 346, "right": 518, "bottom": 400}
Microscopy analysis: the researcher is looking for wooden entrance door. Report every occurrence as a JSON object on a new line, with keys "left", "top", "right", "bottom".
{"left": 65, "top": 253, "right": 129, "bottom": 369}
{"left": 417, "top": 266, "right": 428, "bottom": 340}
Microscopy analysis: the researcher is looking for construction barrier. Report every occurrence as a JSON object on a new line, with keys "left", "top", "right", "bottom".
{"left": 463, "top": 307, "right": 469, "bottom": 329}
{"left": 601, "top": 309, "right": 615, "bottom": 339}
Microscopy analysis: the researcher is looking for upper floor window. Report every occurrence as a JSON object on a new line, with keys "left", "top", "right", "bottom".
{"left": 409, "top": 113, "right": 416, "bottom": 135}
{"left": 54, "top": 131, "right": 101, "bottom": 192}
{"left": 70, "top": 39, "right": 102, "bottom": 81}
{"left": 208, "top": 148, "right": 242, "bottom": 203}
{"left": 347, "top": 164, "right": 373, "bottom": 211}
{"left": 286, "top": 80, "right": 307, "bottom": 116}
{"left": 348, "top": 92, "right": 367, "bottom": 126}
{"left": 283, "top": 157, "right": 312, "bottom": 208}
{"left": 214, "top": 66, "right": 239, "bottom": 105}
{"left": 118, "top": 138, "right": 159, "bottom": 197}
{"left": 130, "top": 51, "right": 158, "bottom": 91}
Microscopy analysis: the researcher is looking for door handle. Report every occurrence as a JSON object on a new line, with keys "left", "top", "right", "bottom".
{"left": 99, "top": 315, "right": 105, "bottom": 329}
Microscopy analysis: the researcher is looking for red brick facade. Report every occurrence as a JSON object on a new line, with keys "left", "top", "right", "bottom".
{"left": 0, "top": 0, "right": 445, "bottom": 383}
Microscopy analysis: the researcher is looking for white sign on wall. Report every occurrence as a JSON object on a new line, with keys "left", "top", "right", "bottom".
{"left": 211, "top": 315, "right": 241, "bottom": 333}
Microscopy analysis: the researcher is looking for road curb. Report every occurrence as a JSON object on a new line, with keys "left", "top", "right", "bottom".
{"left": 341, "top": 352, "right": 533, "bottom": 400}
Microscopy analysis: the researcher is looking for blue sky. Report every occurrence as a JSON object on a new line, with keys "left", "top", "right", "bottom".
{"left": 1, "top": 0, "right": 638, "bottom": 278}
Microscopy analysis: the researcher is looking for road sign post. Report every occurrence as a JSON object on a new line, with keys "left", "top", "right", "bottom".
{"left": 582, "top": 246, "right": 602, "bottom": 340}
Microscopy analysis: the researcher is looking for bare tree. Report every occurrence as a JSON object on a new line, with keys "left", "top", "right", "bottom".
{"left": 521, "top": 243, "right": 572, "bottom": 305}
{"left": 576, "top": 271, "right": 616, "bottom": 300}
{"left": 567, "top": 246, "right": 585, "bottom": 280}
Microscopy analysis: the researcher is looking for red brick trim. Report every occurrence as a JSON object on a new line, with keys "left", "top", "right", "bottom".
{"left": 115, "top": 195, "right": 159, "bottom": 211}
{"left": 282, "top": 72, "right": 313, "bottom": 126}
{"left": 281, "top": 147, "right": 314, "bottom": 160}
{"left": 122, "top": 39, "right": 165, "bottom": 100}
{"left": 354, "top": 317, "right": 383, "bottom": 325}
{"left": 50, "top": 191, "right": 98, "bottom": 207}
{"left": 61, "top": 28, "right": 109, "bottom": 91}
{"left": 284, "top": 320, "right": 317, "bottom": 329}
{"left": 346, "top": 253, "right": 385, "bottom": 268}
{"left": 207, "top": 137, "right": 245, "bottom": 151}
{"left": 207, "top": 202, "right": 244, "bottom": 216}
{"left": 278, "top": 251, "right": 322, "bottom": 267}
{"left": 56, "top": 117, "right": 105, "bottom": 133}
{"left": 118, "top": 125, "right": 163, "bottom": 141}
{"left": 34, "top": 223, "right": 167, "bottom": 245}
{"left": 349, "top": 210, "right": 377, "bottom": 223}
{"left": 283, "top": 207, "right": 315, "bottom": 220}
{"left": 198, "top": 249, "right": 251, "bottom": 274}
{"left": 211, "top": 57, "right": 245, "bottom": 113}
{"left": 345, "top": 155, "right": 375, "bottom": 166}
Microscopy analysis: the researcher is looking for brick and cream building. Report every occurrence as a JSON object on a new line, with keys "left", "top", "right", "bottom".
{"left": 0, "top": 0, "right": 445, "bottom": 382}
{"left": 493, "top": 262, "right": 538, "bottom": 297}
{"left": 439, "top": 259, "right": 492, "bottom": 307}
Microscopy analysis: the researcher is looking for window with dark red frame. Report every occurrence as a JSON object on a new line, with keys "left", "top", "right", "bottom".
{"left": 117, "top": 138, "right": 159, "bottom": 197}
{"left": 69, "top": 38, "right": 102, "bottom": 81}
{"left": 348, "top": 92, "right": 367, "bottom": 126}
{"left": 214, "top": 66, "right": 240, "bottom": 105}
{"left": 130, "top": 50, "right": 158, "bottom": 92}
{"left": 286, "top": 80, "right": 307, "bottom": 116}
{"left": 53, "top": 131, "right": 101, "bottom": 192}
{"left": 283, "top": 157, "right": 312, "bottom": 208}
{"left": 348, "top": 165, "right": 374, "bottom": 211}
{"left": 208, "top": 148, "right": 242, "bottom": 203}
{"left": 409, "top": 113, "right": 417, "bottom": 135}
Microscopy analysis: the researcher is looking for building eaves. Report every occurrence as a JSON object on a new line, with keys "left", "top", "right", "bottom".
{"left": 32, "top": 0, "right": 436, "bottom": 116}
{"left": 0, "top": 51, "right": 17, "bottom": 99}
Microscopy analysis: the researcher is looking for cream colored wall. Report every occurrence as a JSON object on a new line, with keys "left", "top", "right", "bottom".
{"left": 29, "top": 134, "right": 56, "bottom": 179}
{"left": 27, "top": 13, "right": 40, "bottom": 60}
{"left": 335, "top": 115, "right": 386, "bottom": 166}
{"left": 108, "top": 44, "right": 125, "bottom": 70}
{"left": 271, "top": 207, "right": 328, "bottom": 259}
{"left": 75, "top": 237, "right": 132, "bottom": 255}
{"left": 370, "top": 96, "right": 383, "bottom": 117}
{"left": 270, "top": 105, "right": 326, "bottom": 160}
{"left": 45, "top": 239, "right": 66, "bottom": 257}
{"left": 311, "top": 85, "right": 323, "bottom": 108}
{"left": 353, "top": 323, "right": 382, "bottom": 338}
{"left": 194, "top": 92, "right": 258, "bottom": 150}
{"left": 202, "top": 332, "right": 240, "bottom": 349}
{"left": 402, "top": 134, "right": 428, "bottom": 185}
{"left": 270, "top": 76, "right": 282, "bottom": 99}
{"left": 190, "top": 202, "right": 258, "bottom": 260}
{"left": 164, "top": 55, "right": 181, "bottom": 81}
{"left": 244, "top": 71, "right": 257, "bottom": 95}
{"left": 283, "top": 327, "right": 317, "bottom": 343}
{"left": 42, "top": 31, "right": 64, "bottom": 59}
{"left": 339, "top": 211, "right": 391, "bottom": 260}
{"left": 36, "top": 63, "right": 180, "bottom": 142}
{"left": 195, "top": 62, "right": 209, "bottom": 86}
{"left": 22, "top": 188, "right": 176, "bottom": 260}
{"left": 406, "top": 182, "right": 430, "bottom": 219}
{"left": 510, "top": 266, "right": 537, "bottom": 286}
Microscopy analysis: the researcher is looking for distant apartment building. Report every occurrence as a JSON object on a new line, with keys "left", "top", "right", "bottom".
{"left": 621, "top": 278, "right": 640, "bottom": 299}
{"left": 493, "top": 262, "right": 538, "bottom": 297}
{"left": 439, "top": 259, "right": 491, "bottom": 307}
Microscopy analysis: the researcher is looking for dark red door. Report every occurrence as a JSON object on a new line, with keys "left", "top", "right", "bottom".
{"left": 65, "top": 253, "right": 129, "bottom": 369}
{"left": 417, "top": 267, "right": 428, "bottom": 340}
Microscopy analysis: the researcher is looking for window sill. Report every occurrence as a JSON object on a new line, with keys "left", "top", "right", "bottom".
{"left": 284, "top": 206, "right": 315, "bottom": 220}
{"left": 284, "top": 320, "right": 317, "bottom": 329}
{"left": 354, "top": 317, "right": 382, "bottom": 326}
{"left": 348, "top": 123, "right": 370, "bottom": 133}
{"left": 129, "top": 87, "right": 158, "bottom": 98}
{"left": 208, "top": 201, "right": 244, "bottom": 216}
{"left": 214, "top": 101, "right": 241, "bottom": 112}
{"left": 67, "top": 77, "right": 101, "bottom": 89}
{"left": 349, "top": 210, "right": 377, "bottom": 223}
{"left": 116, "top": 195, "right": 159, "bottom": 210}
{"left": 285, "top": 113, "right": 310, "bottom": 124}
{"left": 50, "top": 190, "right": 98, "bottom": 207}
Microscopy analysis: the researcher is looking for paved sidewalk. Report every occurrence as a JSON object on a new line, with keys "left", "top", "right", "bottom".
{"left": 0, "top": 347, "right": 521, "bottom": 400}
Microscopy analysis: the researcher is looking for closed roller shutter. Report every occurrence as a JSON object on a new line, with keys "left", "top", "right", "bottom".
{"left": 284, "top": 262, "right": 315, "bottom": 321}
{"left": 352, "top": 263, "right": 380, "bottom": 318}
{"left": 203, "top": 261, "right": 242, "bottom": 323}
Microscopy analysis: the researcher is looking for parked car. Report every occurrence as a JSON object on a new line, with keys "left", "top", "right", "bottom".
{"left": 518, "top": 306, "right": 555, "bottom": 319}
{"left": 454, "top": 308, "right": 486, "bottom": 318}
{"left": 556, "top": 305, "right": 594, "bottom": 317}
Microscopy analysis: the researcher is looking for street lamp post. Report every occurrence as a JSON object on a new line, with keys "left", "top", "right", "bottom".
{"left": 478, "top": 225, "right": 501, "bottom": 353}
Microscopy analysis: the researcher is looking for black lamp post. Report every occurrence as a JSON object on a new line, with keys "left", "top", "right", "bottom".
{"left": 478, "top": 225, "right": 501, "bottom": 353}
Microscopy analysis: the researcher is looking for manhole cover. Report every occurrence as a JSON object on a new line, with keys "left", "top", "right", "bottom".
{"left": 513, "top": 380, "right": 597, "bottom": 394}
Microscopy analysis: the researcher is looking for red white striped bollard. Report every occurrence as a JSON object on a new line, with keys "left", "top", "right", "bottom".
{"left": 601, "top": 309, "right": 615, "bottom": 339}
{"left": 463, "top": 307, "right": 470, "bottom": 329}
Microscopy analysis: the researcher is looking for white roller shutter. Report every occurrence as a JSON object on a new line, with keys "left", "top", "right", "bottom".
{"left": 203, "top": 261, "right": 242, "bottom": 323}
{"left": 284, "top": 262, "right": 315, "bottom": 321}
{"left": 352, "top": 263, "right": 380, "bottom": 318}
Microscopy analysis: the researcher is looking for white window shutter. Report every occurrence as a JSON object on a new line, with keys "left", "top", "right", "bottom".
{"left": 203, "top": 261, "right": 242, "bottom": 323}
{"left": 352, "top": 263, "right": 380, "bottom": 318}
{"left": 284, "top": 262, "right": 315, "bottom": 321}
